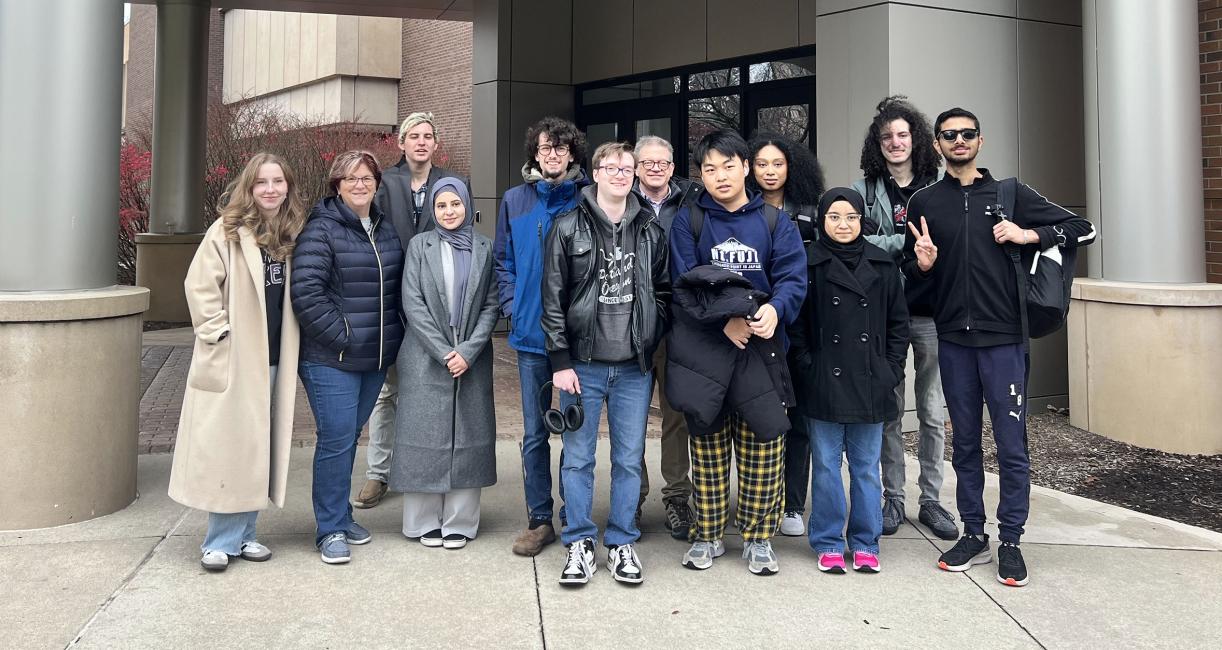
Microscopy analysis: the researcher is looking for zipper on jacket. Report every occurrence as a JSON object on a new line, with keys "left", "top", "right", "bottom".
{"left": 340, "top": 316, "right": 351, "bottom": 362}
{"left": 962, "top": 189, "right": 973, "bottom": 331}
{"left": 366, "top": 219, "right": 386, "bottom": 370}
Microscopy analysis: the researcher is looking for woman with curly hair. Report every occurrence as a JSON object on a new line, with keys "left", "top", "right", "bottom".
{"left": 169, "top": 153, "right": 307, "bottom": 572}
{"left": 745, "top": 131, "right": 825, "bottom": 539}
{"left": 851, "top": 96, "right": 959, "bottom": 543}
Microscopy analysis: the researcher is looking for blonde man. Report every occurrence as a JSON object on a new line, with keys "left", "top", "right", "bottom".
{"left": 355, "top": 111, "right": 470, "bottom": 509}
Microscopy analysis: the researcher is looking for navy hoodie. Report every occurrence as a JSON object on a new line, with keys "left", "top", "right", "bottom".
{"left": 669, "top": 191, "right": 807, "bottom": 348}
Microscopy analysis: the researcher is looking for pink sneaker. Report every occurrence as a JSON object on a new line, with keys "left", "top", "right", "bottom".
{"left": 853, "top": 550, "right": 881, "bottom": 573}
{"left": 817, "top": 552, "right": 846, "bottom": 574}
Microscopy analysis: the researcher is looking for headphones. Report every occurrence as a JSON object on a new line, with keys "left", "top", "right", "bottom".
{"left": 538, "top": 381, "right": 584, "bottom": 435}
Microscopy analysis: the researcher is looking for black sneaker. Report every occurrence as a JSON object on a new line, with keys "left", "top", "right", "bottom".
{"left": 937, "top": 533, "right": 992, "bottom": 572}
{"left": 559, "top": 538, "right": 596, "bottom": 587}
{"left": 919, "top": 502, "right": 960, "bottom": 540}
{"left": 663, "top": 498, "right": 695, "bottom": 541}
{"left": 607, "top": 543, "right": 644, "bottom": 585}
{"left": 882, "top": 496, "right": 905, "bottom": 536}
{"left": 996, "top": 542, "right": 1029, "bottom": 587}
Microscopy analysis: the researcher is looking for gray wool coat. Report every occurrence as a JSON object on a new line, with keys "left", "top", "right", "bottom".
{"left": 388, "top": 229, "right": 500, "bottom": 493}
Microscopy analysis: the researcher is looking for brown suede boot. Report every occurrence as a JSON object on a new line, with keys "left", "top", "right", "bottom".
{"left": 511, "top": 522, "right": 557, "bottom": 556}
{"left": 353, "top": 479, "right": 387, "bottom": 509}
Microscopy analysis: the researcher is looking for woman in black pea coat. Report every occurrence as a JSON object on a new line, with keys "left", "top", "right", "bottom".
{"left": 787, "top": 187, "right": 909, "bottom": 574}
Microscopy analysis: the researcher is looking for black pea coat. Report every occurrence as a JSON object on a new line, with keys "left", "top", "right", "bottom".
{"left": 788, "top": 243, "right": 909, "bottom": 424}
{"left": 665, "top": 265, "right": 796, "bottom": 440}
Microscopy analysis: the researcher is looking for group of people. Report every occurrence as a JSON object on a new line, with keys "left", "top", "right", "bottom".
{"left": 168, "top": 97, "right": 1095, "bottom": 591}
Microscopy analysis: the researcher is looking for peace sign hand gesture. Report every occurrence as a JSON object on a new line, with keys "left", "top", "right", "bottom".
{"left": 908, "top": 216, "right": 938, "bottom": 272}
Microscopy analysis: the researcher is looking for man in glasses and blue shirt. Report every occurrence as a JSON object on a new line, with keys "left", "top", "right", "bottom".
{"left": 903, "top": 107, "right": 1096, "bottom": 587}
{"left": 541, "top": 141, "right": 671, "bottom": 586}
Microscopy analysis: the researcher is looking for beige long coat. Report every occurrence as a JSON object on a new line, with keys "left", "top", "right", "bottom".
{"left": 168, "top": 220, "right": 300, "bottom": 513}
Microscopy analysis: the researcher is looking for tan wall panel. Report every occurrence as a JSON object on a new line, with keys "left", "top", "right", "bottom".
{"left": 223, "top": 9, "right": 236, "bottom": 102}
{"left": 317, "top": 14, "right": 338, "bottom": 78}
{"left": 1018, "top": 20, "right": 1085, "bottom": 207}
{"left": 632, "top": 1, "right": 706, "bottom": 74}
{"left": 815, "top": 4, "right": 890, "bottom": 185}
{"left": 706, "top": 0, "right": 798, "bottom": 60}
{"left": 254, "top": 10, "right": 271, "bottom": 95}
{"left": 306, "top": 78, "right": 326, "bottom": 120}
{"left": 357, "top": 17, "right": 402, "bottom": 78}
{"left": 241, "top": 11, "right": 257, "bottom": 97}
{"left": 510, "top": 0, "right": 571, "bottom": 84}
{"left": 335, "top": 15, "right": 358, "bottom": 77}
{"left": 300, "top": 12, "right": 318, "bottom": 82}
{"left": 284, "top": 13, "right": 301, "bottom": 87}
{"left": 352, "top": 78, "right": 399, "bottom": 126}
{"left": 269, "top": 11, "right": 285, "bottom": 91}
{"left": 572, "top": 2, "right": 632, "bottom": 84}
{"left": 888, "top": 4, "right": 1019, "bottom": 178}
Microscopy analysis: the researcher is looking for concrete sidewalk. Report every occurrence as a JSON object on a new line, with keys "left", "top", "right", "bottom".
{"left": 4, "top": 440, "right": 1222, "bottom": 649}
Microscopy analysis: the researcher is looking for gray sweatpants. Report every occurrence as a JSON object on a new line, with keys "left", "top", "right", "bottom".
{"left": 365, "top": 364, "right": 398, "bottom": 482}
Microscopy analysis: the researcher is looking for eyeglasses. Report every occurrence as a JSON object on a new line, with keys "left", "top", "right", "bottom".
{"left": 537, "top": 144, "right": 570, "bottom": 157}
{"left": 938, "top": 128, "right": 979, "bottom": 142}
{"left": 342, "top": 176, "right": 376, "bottom": 187}
{"left": 637, "top": 160, "right": 673, "bottom": 171}
{"left": 825, "top": 213, "right": 862, "bottom": 224}
{"left": 598, "top": 166, "right": 635, "bottom": 178}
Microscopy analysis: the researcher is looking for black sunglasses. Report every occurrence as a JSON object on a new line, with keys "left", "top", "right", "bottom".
{"left": 939, "top": 128, "right": 979, "bottom": 142}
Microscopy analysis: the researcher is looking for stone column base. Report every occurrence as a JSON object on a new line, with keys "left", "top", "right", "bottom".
{"left": 0, "top": 286, "right": 149, "bottom": 530}
{"left": 1069, "top": 279, "right": 1222, "bottom": 454}
{"left": 135, "top": 232, "right": 204, "bottom": 322}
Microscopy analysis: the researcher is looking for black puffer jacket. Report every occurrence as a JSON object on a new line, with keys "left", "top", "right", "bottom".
{"left": 291, "top": 195, "right": 404, "bottom": 371}
{"left": 665, "top": 266, "right": 795, "bottom": 440}
{"left": 789, "top": 243, "right": 909, "bottom": 423}
{"left": 541, "top": 191, "right": 670, "bottom": 372}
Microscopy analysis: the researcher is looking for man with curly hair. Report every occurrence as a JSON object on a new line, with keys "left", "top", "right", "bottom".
{"left": 494, "top": 117, "right": 588, "bottom": 557}
{"left": 851, "top": 96, "right": 959, "bottom": 542}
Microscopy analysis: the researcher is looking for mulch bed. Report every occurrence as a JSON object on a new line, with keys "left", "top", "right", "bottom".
{"left": 903, "top": 409, "right": 1222, "bottom": 533}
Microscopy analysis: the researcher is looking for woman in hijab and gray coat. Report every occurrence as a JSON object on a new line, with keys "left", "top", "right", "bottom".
{"left": 388, "top": 177, "right": 500, "bottom": 549}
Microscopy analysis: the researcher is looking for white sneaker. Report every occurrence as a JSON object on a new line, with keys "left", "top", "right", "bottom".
{"left": 559, "top": 538, "right": 596, "bottom": 586}
{"left": 682, "top": 539, "right": 726, "bottom": 570}
{"left": 200, "top": 550, "right": 228, "bottom": 572}
{"left": 239, "top": 541, "right": 272, "bottom": 562}
{"left": 779, "top": 511, "right": 805, "bottom": 536}
{"left": 607, "top": 544, "right": 644, "bottom": 584}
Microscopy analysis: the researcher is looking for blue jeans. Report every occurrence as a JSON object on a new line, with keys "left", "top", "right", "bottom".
{"left": 299, "top": 361, "right": 386, "bottom": 545}
{"left": 517, "top": 351, "right": 565, "bottom": 523}
{"left": 808, "top": 418, "right": 884, "bottom": 555}
{"left": 559, "top": 360, "right": 651, "bottom": 547}
{"left": 202, "top": 511, "right": 258, "bottom": 555}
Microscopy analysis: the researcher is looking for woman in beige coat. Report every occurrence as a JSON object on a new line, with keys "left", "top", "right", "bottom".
{"left": 168, "top": 153, "right": 307, "bottom": 572}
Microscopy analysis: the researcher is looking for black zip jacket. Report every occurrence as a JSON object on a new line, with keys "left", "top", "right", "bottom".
{"left": 631, "top": 177, "right": 700, "bottom": 236}
{"left": 901, "top": 169, "right": 1096, "bottom": 343}
{"left": 541, "top": 192, "right": 671, "bottom": 372}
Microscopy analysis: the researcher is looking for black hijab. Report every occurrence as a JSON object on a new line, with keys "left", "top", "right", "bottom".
{"left": 816, "top": 187, "right": 867, "bottom": 270}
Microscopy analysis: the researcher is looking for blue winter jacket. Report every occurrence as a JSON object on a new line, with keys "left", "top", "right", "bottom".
{"left": 493, "top": 167, "right": 588, "bottom": 354}
{"left": 291, "top": 195, "right": 405, "bottom": 371}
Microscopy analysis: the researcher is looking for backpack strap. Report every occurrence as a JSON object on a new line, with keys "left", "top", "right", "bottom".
{"left": 996, "top": 177, "right": 1030, "bottom": 351}
{"left": 762, "top": 203, "right": 780, "bottom": 233}
{"left": 690, "top": 197, "right": 781, "bottom": 242}
{"left": 864, "top": 177, "right": 877, "bottom": 215}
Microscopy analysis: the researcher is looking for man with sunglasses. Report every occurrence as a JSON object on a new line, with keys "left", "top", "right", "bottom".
{"left": 495, "top": 117, "right": 588, "bottom": 557}
{"left": 903, "top": 107, "right": 1096, "bottom": 587}
{"left": 541, "top": 141, "right": 671, "bottom": 586}
{"left": 631, "top": 135, "right": 701, "bottom": 540}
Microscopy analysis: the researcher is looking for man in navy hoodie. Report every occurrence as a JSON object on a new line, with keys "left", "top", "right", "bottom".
{"left": 669, "top": 129, "right": 807, "bottom": 575}
{"left": 494, "top": 117, "right": 588, "bottom": 556}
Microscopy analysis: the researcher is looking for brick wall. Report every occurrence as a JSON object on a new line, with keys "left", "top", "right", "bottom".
{"left": 1202, "top": 0, "right": 1222, "bottom": 283}
{"left": 122, "top": 6, "right": 226, "bottom": 138}
{"left": 398, "top": 19, "right": 473, "bottom": 177}
{"left": 124, "top": 4, "right": 156, "bottom": 136}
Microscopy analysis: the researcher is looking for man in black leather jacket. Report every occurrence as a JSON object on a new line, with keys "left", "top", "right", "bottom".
{"left": 540, "top": 142, "right": 670, "bottom": 587}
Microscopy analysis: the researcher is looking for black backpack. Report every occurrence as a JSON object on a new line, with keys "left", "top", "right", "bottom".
{"left": 995, "top": 178, "right": 1078, "bottom": 343}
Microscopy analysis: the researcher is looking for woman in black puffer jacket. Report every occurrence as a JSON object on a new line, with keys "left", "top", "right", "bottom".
{"left": 291, "top": 150, "right": 404, "bottom": 565}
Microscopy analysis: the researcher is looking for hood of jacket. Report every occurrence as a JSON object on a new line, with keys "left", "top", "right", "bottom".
{"left": 579, "top": 184, "right": 644, "bottom": 237}
{"left": 521, "top": 162, "right": 586, "bottom": 186}
{"left": 695, "top": 187, "right": 766, "bottom": 218}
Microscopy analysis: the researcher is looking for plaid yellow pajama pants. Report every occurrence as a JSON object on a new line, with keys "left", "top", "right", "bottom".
{"left": 688, "top": 413, "right": 786, "bottom": 542}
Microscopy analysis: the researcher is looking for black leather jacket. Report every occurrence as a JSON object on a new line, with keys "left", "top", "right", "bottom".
{"left": 541, "top": 196, "right": 671, "bottom": 372}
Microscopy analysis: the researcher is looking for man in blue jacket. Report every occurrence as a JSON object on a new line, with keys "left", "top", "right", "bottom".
{"left": 669, "top": 129, "right": 807, "bottom": 575}
{"left": 494, "top": 116, "right": 588, "bottom": 556}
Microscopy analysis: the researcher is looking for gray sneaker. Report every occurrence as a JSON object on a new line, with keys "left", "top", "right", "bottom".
{"left": 319, "top": 532, "right": 350, "bottom": 565}
{"left": 742, "top": 539, "right": 779, "bottom": 575}
{"left": 919, "top": 502, "right": 960, "bottom": 540}
{"left": 682, "top": 539, "right": 725, "bottom": 570}
{"left": 882, "top": 496, "right": 905, "bottom": 535}
{"left": 200, "top": 550, "right": 228, "bottom": 572}
{"left": 345, "top": 521, "right": 372, "bottom": 545}
{"left": 239, "top": 541, "right": 272, "bottom": 562}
